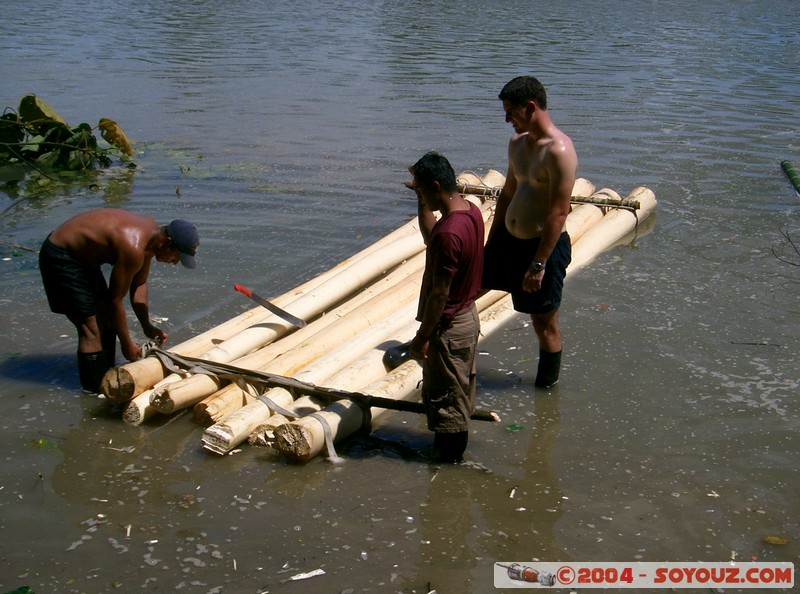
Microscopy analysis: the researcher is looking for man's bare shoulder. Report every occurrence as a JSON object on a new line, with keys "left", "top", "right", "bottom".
{"left": 549, "top": 126, "right": 576, "bottom": 156}
{"left": 51, "top": 209, "right": 158, "bottom": 264}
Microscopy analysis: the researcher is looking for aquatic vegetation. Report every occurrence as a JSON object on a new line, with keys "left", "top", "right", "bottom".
{"left": 0, "top": 94, "right": 136, "bottom": 205}
{"left": 1, "top": 94, "right": 134, "bottom": 170}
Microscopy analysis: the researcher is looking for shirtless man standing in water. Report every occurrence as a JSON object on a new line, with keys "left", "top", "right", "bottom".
{"left": 39, "top": 209, "right": 199, "bottom": 392}
{"left": 482, "top": 76, "right": 578, "bottom": 388}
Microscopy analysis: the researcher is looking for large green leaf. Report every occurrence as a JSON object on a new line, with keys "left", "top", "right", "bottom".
{"left": 18, "top": 94, "right": 67, "bottom": 127}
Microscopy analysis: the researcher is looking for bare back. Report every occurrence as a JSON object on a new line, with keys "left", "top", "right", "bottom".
{"left": 49, "top": 209, "right": 159, "bottom": 268}
{"left": 504, "top": 128, "right": 577, "bottom": 239}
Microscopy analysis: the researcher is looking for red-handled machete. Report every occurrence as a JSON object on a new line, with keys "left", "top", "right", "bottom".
{"left": 233, "top": 284, "right": 307, "bottom": 328}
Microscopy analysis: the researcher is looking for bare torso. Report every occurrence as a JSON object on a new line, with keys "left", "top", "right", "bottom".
{"left": 48, "top": 209, "right": 158, "bottom": 267}
{"left": 504, "top": 131, "right": 576, "bottom": 239}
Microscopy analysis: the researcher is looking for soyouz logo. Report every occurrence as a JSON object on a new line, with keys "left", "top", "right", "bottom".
{"left": 493, "top": 562, "right": 794, "bottom": 589}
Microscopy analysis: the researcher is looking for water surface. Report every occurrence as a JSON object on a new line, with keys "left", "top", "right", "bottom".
{"left": 1, "top": 1, "right": 798, "bottom": 592}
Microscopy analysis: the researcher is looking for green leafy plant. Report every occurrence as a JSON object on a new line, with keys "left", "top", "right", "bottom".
{"left": 0, "top": 94, "right": 134, "bottom": 172}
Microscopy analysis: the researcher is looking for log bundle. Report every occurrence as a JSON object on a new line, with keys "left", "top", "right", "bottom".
{"left": 100, "top": 171, "right": 657, "bottom": 463}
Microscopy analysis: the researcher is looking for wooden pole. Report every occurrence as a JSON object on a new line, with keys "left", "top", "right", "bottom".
{"left": 570, "top": 187, "right": 656, "bottom": 271}
{"left": 101, "top": 213, "right": 425, "bottom": 402}
{"left": 194, "top": 386, "right": 255, "bottom": 426}
{"left": 147, "top": 198, "right": 495, "bottom": 416}
{"left": 121, "top": 374, "right": 183, "bottom": 425}
{"left": 201, "top": 388, "right": 296, "bottom": 455}
{"left": 248, "top": 395, "right": 325, "bottom": 448}
{"left": 268, "top": 290, "right": 507, "bottom": 462}
{"left": 200, "top": 231, "right": 427, "bottom": 364}
{"left": 273, "top": 359, "right": 423, "bottom": 463}
{"left": 165, "top": 250, "right": 427, "bottom": 417}
{"left": 199, "top": 298, "right": 422, "bottom": 454}
{"left": 150, "top": 265, "right": 423, "bottom": 415}
{"left": 269, "top": 186, "right": 657, "bottom": 462}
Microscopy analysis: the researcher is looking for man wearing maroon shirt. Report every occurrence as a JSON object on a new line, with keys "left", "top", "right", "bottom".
{"left": 408, "top": 152, "right": 485, "bottom": 463}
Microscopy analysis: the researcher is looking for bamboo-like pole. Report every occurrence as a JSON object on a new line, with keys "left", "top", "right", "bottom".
{"left": 194, "top": 386, "right": 254, "bottom": 426}
{"left": 565, "top": 203, "right": 604, "bottom": 243}
{"left": 191, "top": 261, "right": 426, "bottom": 425}
{"left": 268, "top": 290, "right": 507, "bottom": 462}
{"left": 150, "top": 266, "right": 423, "bottom": 415}
{"left": 121, "top": 374, "right": 184, "bottom": 426}
{"left": 101, "top": 214, "right": 425, "bottom": 402}
{"left": 201, "top": 388, "right": 296, "bottom": 455}
{"left": 273, "top": 358, "right": 423, "bottom": 463}
{"left": 103, "top": 272, "right": 340, "bottom": 403}
{"left": 199, "top": 298, "right": 422, "bottom": 454}
{"left": 157, "top": 251, "right": 426, "bottom": 418}
{"left": 247, "top": 395, "right": 325, "bottom": 448}
{"left": 200, "top": 231, "right": 427, "bottom": 365}
{"left": 270, "top": 187, "right": 657, "bottom": 462}
{"left": 570, "top": 187, "right": 657, "bottom": 270}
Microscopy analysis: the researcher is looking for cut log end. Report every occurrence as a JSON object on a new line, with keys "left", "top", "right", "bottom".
{"left": 247, "top": 415, "right": 290, "bottom": 447}
{"left": 149, "top": 389, "right": 175, "bottom": 415}
{"left": 122, "top": 403, "right": 145, "bottom": 426}
{"left": 101, "top": 366, "right": 136, "bottom": 403}
{"left": 273, "top": 423, "right": 313, "bottom": 463}
{"left": 201, "top": 424, "right": 237, "bottom": 456}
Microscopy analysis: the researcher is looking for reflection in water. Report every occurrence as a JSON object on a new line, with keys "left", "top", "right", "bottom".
{"left": 403, "top": 393, "right": 565, "bottom": 592}
{"left": 2, "top": 0, "right": 799, "bottom": 590}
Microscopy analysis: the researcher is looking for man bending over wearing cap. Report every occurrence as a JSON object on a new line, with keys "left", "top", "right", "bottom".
{"left": 39, "top": 209, "right": 200, "bottom": 392}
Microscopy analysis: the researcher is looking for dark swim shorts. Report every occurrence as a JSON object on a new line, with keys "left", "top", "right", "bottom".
{"left": 482, "top": 226, "right": 571, "bottom": 314}
{"left": 39, "top": 236, "right": 108, "bottom": 318}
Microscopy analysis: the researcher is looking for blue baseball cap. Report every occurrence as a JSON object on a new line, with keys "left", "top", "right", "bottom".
{"left": 166, "top": 220, "right": 199, "bottom": 269}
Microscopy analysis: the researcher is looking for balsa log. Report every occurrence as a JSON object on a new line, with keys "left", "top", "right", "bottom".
{"left": 268, "top": 290, "right": 508, "bottom": 462}
{"left": 270, "top": 187, "right": 657, "bottom": 462}
{"left": 571, "top": 178, "right": 596, "bottom": 201}
{"left": 200, "top": 231, "right": 427, "bottom": 365}
{"left": 201, "top": 389, "right": 297, "bottom": 455}
{"left": 175, "top": 251, "right": 429, "bottom": 420}
{"left": 570, "top": 187, "right": 657, "bottom": 271}
{"left": 121, "top": 374, "right": 184, "bottom": 426}
{"left": 150, "top": 267, "right": 423, "bottom": 415}
{"left": 200, "top": 299, "right": 423, "bottom": 454}
{"left": 248, "top": 395, "right": 326, "bottom": 448}
{"left": 101, "top": 214, "right": 425, "bottom": 402}
{"left": 273, "top": 359, "right": 422, "bottom": 463}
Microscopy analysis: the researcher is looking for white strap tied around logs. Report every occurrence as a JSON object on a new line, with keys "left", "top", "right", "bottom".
{"left": 145, "top": 348, "right": 374, "bottom": 462}
{"left": 308, "top": 413, "right": 345, "bottom": 464}
{"left": 255, "top": 391, "right": 303, "bottom": 420}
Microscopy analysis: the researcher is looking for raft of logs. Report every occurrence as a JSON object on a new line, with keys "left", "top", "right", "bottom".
{"left": 100, "top": 170, "right": 657, "bottom": 463}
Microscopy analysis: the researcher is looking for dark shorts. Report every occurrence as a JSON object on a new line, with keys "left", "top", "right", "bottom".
{"left": 39, "top": 236, "right": 108, "bottom": 319}
{"left": 482, "top": 226, "right": 571, "bottom": 314}
{"left": 421, "top": 305, "right": 479, "bottom": 433}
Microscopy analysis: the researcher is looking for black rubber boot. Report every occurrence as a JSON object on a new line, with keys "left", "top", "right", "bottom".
{"left": 535, "top": 349, "right": 562, "bottom": 388}
{"left": 383, "top": 341, "right": 412, "bottom": 370}
{"left": 434, "top": 431, "right": 468, "bottom": 463}
{"left": 77, "top": 351, "right": 109, "bottom": 393}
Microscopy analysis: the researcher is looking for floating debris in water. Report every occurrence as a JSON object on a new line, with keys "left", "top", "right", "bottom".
{"left": 762, "top": 536, "right": 789, "bottom": 546}
{"left": 282, "top": 568, "right": 325, "bottom": 582}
